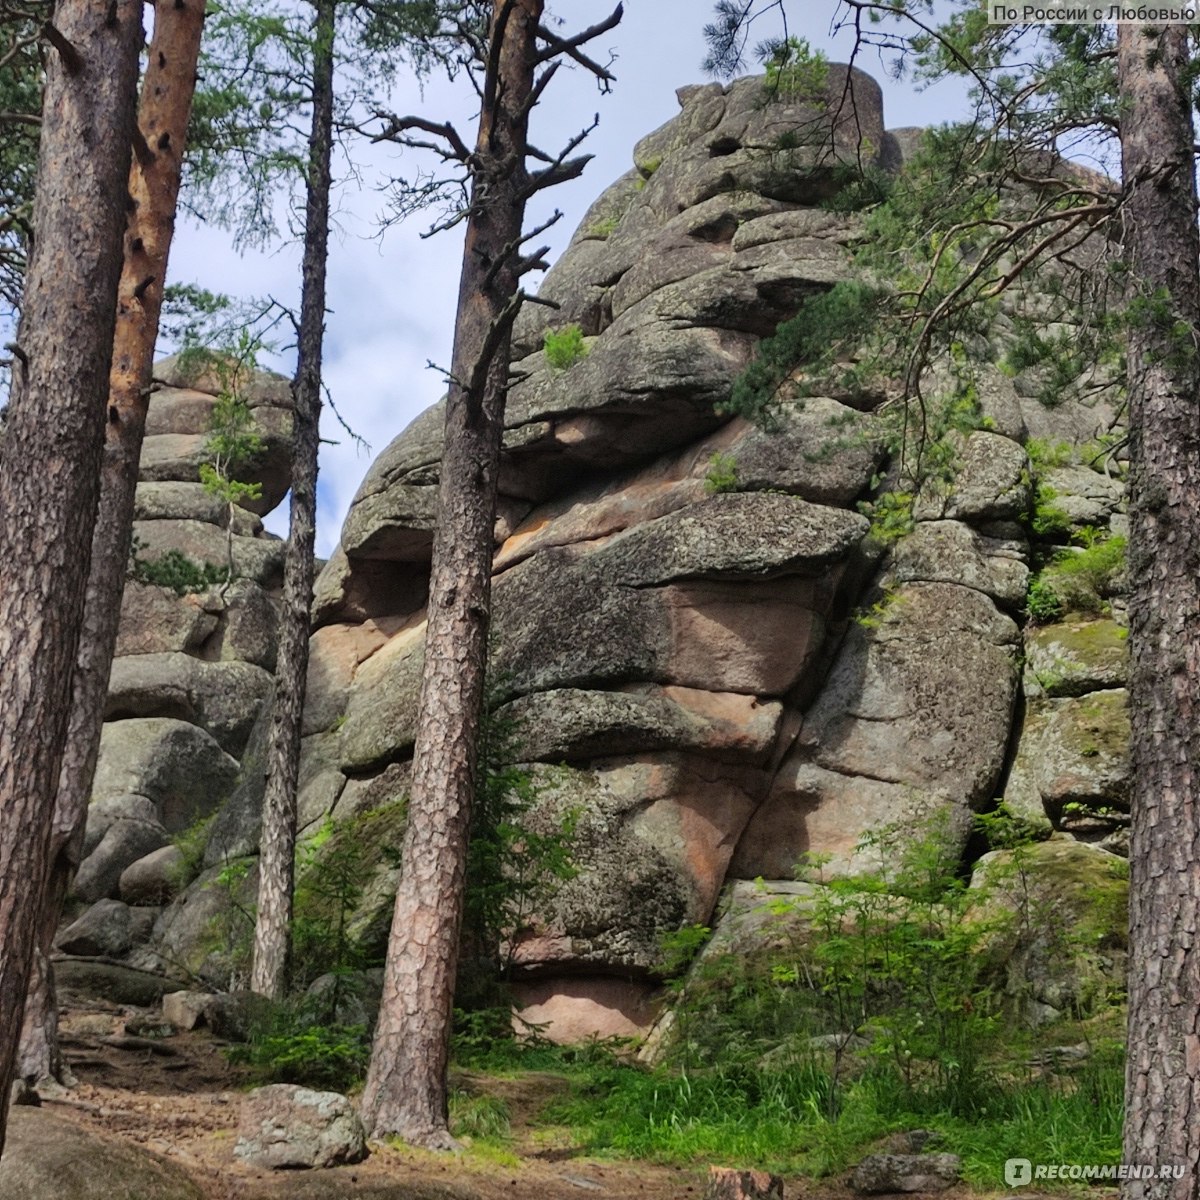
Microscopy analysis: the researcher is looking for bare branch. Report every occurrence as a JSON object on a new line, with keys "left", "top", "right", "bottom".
{"left": 466, "top": 290, "right": 526, "bottom": 401}
{"left": 534, "top": 4, "right": 623, "bottom": 86}
{"left": 521, "top": 116, "right": 600, "bottom": 199}
{"left": 39, "top": 20, "right": 80, "bottom": 73}
{"left": 371, "top": 112, "right": 472, "bottom": 163}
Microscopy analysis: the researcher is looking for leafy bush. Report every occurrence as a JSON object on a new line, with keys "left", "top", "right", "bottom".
{"left": 543, "top": 324, "right": 588, "bottom": 369}
{"left": 1027, "top": 533, "right": 1127, "bottom": 622}
{"left": 704, "top": 451, "right": 740, "bottom": 494}
{"left": 1028, "top": 483, "right": 1073, "bottom": 540}
{"left": 128, "top": 541, "right": 229, "bottom": 595}
{"left": 1025, "top": 576, "right": 1064, "bottom": 624}
{"left": 762, "top": 36, "right": 828, "bottom": 99}
{"left": 1025, "top": 437, "right": 1074, "bottom": 470}
{"left": 225, "top": 996, "right": 370, "bottom": 1091}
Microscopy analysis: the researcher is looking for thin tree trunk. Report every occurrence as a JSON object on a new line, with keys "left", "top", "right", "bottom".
{"left": 14, "top": 0, "right": 207, "bottom": 1088}
{"left": 0, "top": 0, "right": 141, "bottom": 1151}
{"left": 249, "top": 0, "right": 335, "bottom": 1001}
{"left": 1117, "top": 23, "right": 1200, "bottom": 1200}
{"left": 360, "top": 0, "right": 544, "bottom": 1148}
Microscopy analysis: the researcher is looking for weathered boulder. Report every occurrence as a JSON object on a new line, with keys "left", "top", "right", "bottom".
{"left": 914, "top": 431, "right": 1030, "bottom": 523}
{"left": 130, "top": 519, "right": 284, "bottom": 588}
{"left": 115, "top": 582, "right": 221, "bottom": 657}
{"left": 105, "top": 656, "right": 273, "bottom": 756}
{"left": 234, "top": 1085, "right": 367, "bottom": 1169}
{"left": 302, "top": 619, "right": 394, "bottom": 736}
{"left": 91, "top": 718, "right": 239, "bottom": 832}
{"left": 796, "top": 582, "right": 1018, "bottom": 802}
{"left": 851, "top": 1153, "right": 961, "bottom": 1194}
{"left": 82, "top": 795, "right": 160, "bottom": 857}
{"left": 972, "top": 837, "right": 1128, "bottom": 1020}
{"left": 74, "top": 820, "right": 170, "bottom": 904}
{"left": 146, "top": 355, "right": 295, "bottom": 516}
{"left": 55, "top": 900, "right": 154, "bottom": 958}
{"left": 133, "top": 479, "right": 263, "bottom": 531}
{"left": 162, "top": 989, "right": 217, "bottom": 1031}
{"left": 120, "top": 845, "right": 188, "bottom": 906}
{"left": 508, "top": 764, "right": 693, "bottom": 973}
{"left": 725, "top": 398, "right": 882, "bottom": 506}
{"left": 335, "top": 622, "right": 425, "bottom": 771}
{"left": 1041, "top": 464, "right": 1125, "bottom": 530}
{"left": 888, "top": 520, "right": 1029, "bottom": 610}
{"left": 500, "top": 686, "right": 782, "bottom": 766}
{"left": 0, "top": 1107, "right": 203, "bottom": 1200}
{"left": 1002, "top": 690, "right": 1130, "bottom": 836}
{"left": 1024, "top": 616, "right": 1128, "bottom": 698}
{"left": 138, "top": 859, "right": 259, "bottom": 988}
{"left": 202, "top": 702, "right": 273, "bottom": 867}
{"left": 210, "top": 579, "right": 281, "bottom": 670}
{"left": 54, "top": 959, "right": 187, "bottom": 1007}
{"left": 510, "top": 978, "right": 656, "bottom": 1043}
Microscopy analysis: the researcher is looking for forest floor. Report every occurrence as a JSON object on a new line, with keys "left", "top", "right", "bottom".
{"left": 32, "top": 996, "right": 1055, "bottom": 1200}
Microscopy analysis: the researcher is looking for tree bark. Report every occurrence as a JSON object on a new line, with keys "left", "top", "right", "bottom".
{"left": 12, "top": 0, "right": 207, "bottom": 1088}
{"left": 360, "top": 0, "right": 545, "bottom": 1148}
{"left": 0, "top": 0, "right": 141, "bottom": 1151}
{"left": 249, "top": 0, "right": 335, "bottom": 1001}
{"left": 1117, "top": 23, "right": 1200, "bottom": 1200}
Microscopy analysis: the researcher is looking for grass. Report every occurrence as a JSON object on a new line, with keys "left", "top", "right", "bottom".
{"left": 454, "top": 1041, "right": 1124, "bottom": 1185}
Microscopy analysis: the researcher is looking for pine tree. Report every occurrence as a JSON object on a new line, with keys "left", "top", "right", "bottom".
{"left": 15, "top": 0, "right": 208, "bottom": 1090}
{"left": 360, "top": 0, "right": 622, "bottom": 1148}
{"left": 0, "top": 0, "right": 142, "bottom": 1149}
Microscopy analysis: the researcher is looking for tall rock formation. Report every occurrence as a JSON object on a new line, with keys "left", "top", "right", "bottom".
{"left": 56, "top": 355, "right": 291, "bottom": 992}
{"left": 63, "top": 69, "right": 1130, "bottom": 1045}
{"left": 296, "top": 71, "right": 1128, "bottom": 1040}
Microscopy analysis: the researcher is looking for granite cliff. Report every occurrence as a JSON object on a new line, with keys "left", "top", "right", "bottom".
{"left": 63, "top": 67, "right": 1130, "bottom": 1044}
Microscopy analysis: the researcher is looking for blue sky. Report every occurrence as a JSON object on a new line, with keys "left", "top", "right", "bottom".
{"left": 168, "top": 0, "right": 973, "bottom": 557}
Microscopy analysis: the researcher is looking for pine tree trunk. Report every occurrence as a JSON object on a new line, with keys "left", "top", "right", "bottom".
{"left": 1117, "top": 24, "right": 1200, "bottom": 1200}
{"left": 249, "top": 0, "right": 335, "bottom": 1001}
{"left": 13, "top": 0, "right": 207, "bottom": 1088}
{"left": 360, "top": 0, "right": 544, "bottom": 1148}
{"left": 0, "top": 0, "right": 141, "bottom": 1150}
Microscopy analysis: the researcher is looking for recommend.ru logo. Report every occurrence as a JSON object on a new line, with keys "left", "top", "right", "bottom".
{"left": 1005, "top": 1159, "right": 1185, "bottom": 1186}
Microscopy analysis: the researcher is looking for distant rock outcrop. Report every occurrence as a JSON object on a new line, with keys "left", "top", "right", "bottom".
{"left": 59, "top": 356, "right": 291, "bottom": 987}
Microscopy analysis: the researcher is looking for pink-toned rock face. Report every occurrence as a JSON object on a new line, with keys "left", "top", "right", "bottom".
{"left": 511, "top": 977, "right": 660, "bottom": 1043}
{"left": 601, "top": 754, "right": 766, "bottom": 922}
{"left": 661, "top": 577, "right": 832, "bottom": 695}
{"left": 303, "top": 618, "right": 400, "bottom": 736}
{"left": 730, "top": 763, "right": 969, "bottom": 881}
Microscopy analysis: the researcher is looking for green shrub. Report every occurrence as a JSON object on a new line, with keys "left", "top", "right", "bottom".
{"left": 1028, "top": 483, "right": 1073, "bottom": 539}
{"left": 1025, "top": 576, "right": 1064, "bottom": 624}
{"left": 1028, "top": 534, "right": 1126, "bottom": 622}
{"left": 543, "top": 324, "right": 588, "bottom": 369}
{"left": 129, "top": 543, "right": 229, "bottom": 595}
{"left": 225, "top": 995, "right": 370, "bottom": 1091}
{"left": 704, "top": 451, "right": 740, "bottom": 494}
{"left": 1025, "top": 437, "right": 1074, "bottom": 470}
{"left": 762, "top": 36, "right": 828, "bottom": 100}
